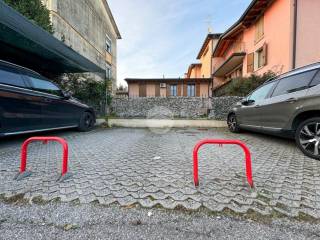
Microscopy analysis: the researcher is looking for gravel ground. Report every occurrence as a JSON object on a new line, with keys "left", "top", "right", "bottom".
{"left": 1, "top": 201, "right": 320, "bottom": 240}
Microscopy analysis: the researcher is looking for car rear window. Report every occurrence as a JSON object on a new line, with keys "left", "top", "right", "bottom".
{"left": 271, "top": 70, "right": 317, "bottom": 97}
{"left": 0, "top": 68, "right": 26, "bottom": 88}
{"left": 310, "top": 70, "right": 320, "bottom": 87}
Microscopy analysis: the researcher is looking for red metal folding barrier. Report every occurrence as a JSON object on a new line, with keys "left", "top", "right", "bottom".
{"left": 15, "top": 137, "right": 70, "bottom": 181}
{"left": 193, "top": 139, "right": 254, "bottom": 188}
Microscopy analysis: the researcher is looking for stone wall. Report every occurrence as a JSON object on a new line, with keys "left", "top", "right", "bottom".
{"left": 208, "top": 96, "right": 243, "bottom": 120}
{"left": 111, "top": 96, "right": 243, "bottom": 120}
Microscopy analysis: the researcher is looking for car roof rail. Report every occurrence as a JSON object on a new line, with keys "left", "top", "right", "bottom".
{"left": 0, "top": 59, "right": 41, "bottom": 76}
{"left": 263, "top": 62, "right": 320, "bottom": 85}
{"left": 279, "top": 62, "right": 320, "bottom": 78}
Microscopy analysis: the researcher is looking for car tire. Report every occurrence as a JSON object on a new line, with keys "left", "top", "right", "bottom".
{"left": 295, "top": 117, "right": 320, "bottom": 160}
{"left": 78, "top": 111, "right": 95, "bottom": 132}
{"left": 227, "top": 114, "right": 241, "bottom": 133}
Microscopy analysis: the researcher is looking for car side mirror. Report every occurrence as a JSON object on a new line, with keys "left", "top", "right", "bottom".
{"left": 63, "top": 91, "right": 72, "bottom": 100}
{"left": 241, "top": 99, "right": 255, "bottom": 106}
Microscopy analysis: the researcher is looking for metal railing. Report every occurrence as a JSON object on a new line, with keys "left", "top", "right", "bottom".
{"left": 193, "top": 139, "right": 254, "bottom": 188}
{"left": 14, "top": 137, "right": 71, "bottom": 182}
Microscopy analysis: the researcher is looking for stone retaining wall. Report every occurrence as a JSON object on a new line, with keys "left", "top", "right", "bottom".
{"left": 111, "top": 96, "right": 242, "bottom": 120}
{"left": 208, "top": 96, "right": 243, "bottom": 120}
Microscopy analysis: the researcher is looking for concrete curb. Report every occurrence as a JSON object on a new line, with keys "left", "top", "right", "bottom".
{"left": 95, "top": 119, "right": 106, "bottom": 126}
{"left": 108, "top": 119, "right": 227, "bottom": 128}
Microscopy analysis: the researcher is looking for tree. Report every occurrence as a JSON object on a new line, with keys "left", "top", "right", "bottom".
{"left": 4, "top": 0, "right": 54, "bottom": 33}
{"left": 215, "top": 71, "right": 276, "bottom": 97}
{"left": 53, "top": 73, "right": 108, "bottom": 116}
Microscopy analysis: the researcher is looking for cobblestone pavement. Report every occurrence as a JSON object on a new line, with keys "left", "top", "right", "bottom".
{"left": 1, "top": 127, "right": 320, "bottom": 218}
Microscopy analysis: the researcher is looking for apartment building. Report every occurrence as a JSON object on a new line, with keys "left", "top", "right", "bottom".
{"left": 211, "top": 0, "right": 320, "bottom": 92}
{"left": 42, "top": 0, "right": 121, "bottom": 92}
{"left": 183, "top": 33, "right": 221, "bottom": 97}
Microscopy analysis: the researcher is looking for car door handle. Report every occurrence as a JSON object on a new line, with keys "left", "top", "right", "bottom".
{"left": 284, "top": 98, "right": 297, "bottom": 103}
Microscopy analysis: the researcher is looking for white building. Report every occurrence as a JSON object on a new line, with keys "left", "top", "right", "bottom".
{"left": 42, "top": 0, "right": 121, "bottom": 92}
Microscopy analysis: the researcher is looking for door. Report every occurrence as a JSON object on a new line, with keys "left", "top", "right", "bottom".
{"left": 258, "top": 70, "right": 318, "bottom": 129}
{"left": 24, "top": 75, "right": 81, "bottom": 128}
{"left": 0, "top": 66, "right": 42, "bottom": 134}
{"left": 237, "top": 81, "right": 277, "bottom": 128}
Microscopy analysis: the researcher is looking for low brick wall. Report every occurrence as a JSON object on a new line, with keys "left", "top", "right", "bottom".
{"left": 111, "top": 96, "right": 242, "bottom": 120}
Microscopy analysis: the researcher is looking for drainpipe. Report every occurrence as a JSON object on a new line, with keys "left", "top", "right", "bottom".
{"left": 292, "top": 0, "right": 298, "bottom": 69}
{"left": 210, "top": 40, "right": 213, "bottom": 98}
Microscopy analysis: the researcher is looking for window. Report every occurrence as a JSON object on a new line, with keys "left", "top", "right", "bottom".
{"left": 310, "top": 70, "right": 320, "bottom": 87}
{"left": 247, "top": 53, "right": 254, "bottom": 73}
{"left": 255, "top": 16, "right": 264, "bottom": 43}
{"left": 106, "top": 64, "right": 112, "bottom": 80}
{"left": 0, "top": 68, "right": 25, "bottom": 87}
{"left": 170, "top": 85, "right": 177, "bottom": 96}
{"left": 254, "top": 44, "right": 267, "bottom": 70}
{"left": 256, "top": 48, "right": 264, "bottom": 69}
{"left": 106, "top": 36, "right": 112, "bottom": 53}
{"left": 248, "top": 81, "right": 276, "bottom": 102}
{"left": 28, "top": 76, "right": 63, "bottom": 96}
{"left": 271, "top": 70, "right": 317, "bottom": 97}
{"left": 187, "top": 84, "right": 195, "bottom": 97}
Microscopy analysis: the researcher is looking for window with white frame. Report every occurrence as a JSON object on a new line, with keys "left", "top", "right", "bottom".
{"left": 254, "top": 44, "right": 267, "bottom": 71}
{"left": 106, "top": 35, "right": 112, "bottom": 53}
{"left": 187, "top": 84, "right": 195, "bottom": 97}
{"left": 106, "top": 64, "right": 112, "bottom": 80}
{"left": 170, "top": 85, "right": 177, "bottom": 96}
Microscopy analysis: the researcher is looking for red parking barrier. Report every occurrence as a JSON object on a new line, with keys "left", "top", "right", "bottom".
{"left": 193, "top": 139, "right": 254, "bottom": 188}
{"left": 15, "top": 137, "right": 71, "bottom": 181}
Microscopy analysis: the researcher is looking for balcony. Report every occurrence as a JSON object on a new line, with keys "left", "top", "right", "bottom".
{"left": 213, "top": 52, "right": 246, "bottom": 77}
{"left": 232, "top": 41, "right": 246, "bottom": 53}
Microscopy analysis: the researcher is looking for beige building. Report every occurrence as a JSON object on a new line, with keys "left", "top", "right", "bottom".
{"left": 125, "top": 78, "right": 212, "bottom": 98}
{"left": 42, "top": 0, "right": 121, "bottom": 92}
{"left": 186, "top": 34, "right": 221, "bottom": 79}
{"left": 184, "top": 34, "right": 221, "bottom": 96}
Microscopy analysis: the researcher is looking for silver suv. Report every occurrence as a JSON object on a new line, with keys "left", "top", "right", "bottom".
{"left": 227, "top": 63, "right": 320, "bottom": 160}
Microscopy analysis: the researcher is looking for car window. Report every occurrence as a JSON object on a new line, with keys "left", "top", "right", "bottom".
{"left": 310, "top": 70, "right": 320, "bottom": 87}
{"left": 0, "top": 68, "right": 26, "bottom": 88}
{"left": 271, "top": 70, "right": 317, "bottom": 97}
{"left": 248, "top": 81, "right": 276, "bottom": 102}
{"left": 27, "top": 76, "right": 63, "bottom": 96}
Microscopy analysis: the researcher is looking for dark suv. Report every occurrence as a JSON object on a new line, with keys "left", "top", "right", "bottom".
{"left": 227, "top": 63, "right": 320, "bottom": 160}
{"left": 0, "top": 60, "right": 96, "bottom": 136}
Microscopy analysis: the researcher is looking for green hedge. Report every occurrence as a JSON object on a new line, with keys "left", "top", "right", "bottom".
{"left": 214, "top": 71, "right": 276, "bottom": 97}
{"left": 4, "top": 0, "right": 54, "bottom": 33}
{"left": 53, "top": 73, "right": 110, "bottom": 116}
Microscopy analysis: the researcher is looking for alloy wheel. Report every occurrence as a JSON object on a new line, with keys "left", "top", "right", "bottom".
{"left": 84, "top": 113, "right": 94, "bottom": 128}
{"left": 299, "top": 122, "right": 320, "bottom": 157}
{"left": 228, "top": 115, "right": 237, "bottom": 131}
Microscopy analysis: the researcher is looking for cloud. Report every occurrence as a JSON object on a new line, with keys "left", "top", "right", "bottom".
{"left": 108, "top": 0, "right": 251, "bottom": 86}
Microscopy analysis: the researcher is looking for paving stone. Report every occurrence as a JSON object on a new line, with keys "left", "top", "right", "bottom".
{"left": 1, "top": 128, "right": 320, "bottom": 218}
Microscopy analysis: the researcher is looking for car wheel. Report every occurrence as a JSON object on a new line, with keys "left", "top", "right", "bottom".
{"left": 295, "top": 117, "right": 320, "bottom": 160}
{"left": 78, "top": 112, "right": 95, "bottom": 132}
{"left": 227, "top": 114, "right": 241, "bottom": 133}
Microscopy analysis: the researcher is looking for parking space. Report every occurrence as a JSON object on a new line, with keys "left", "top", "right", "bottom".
{"left": 1, "top": 127, "right": 320, "bottom": 218}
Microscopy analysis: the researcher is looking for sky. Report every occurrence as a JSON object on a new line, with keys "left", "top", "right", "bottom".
{"left": 108, "top": 0, "right": 252, "bottom": 87}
